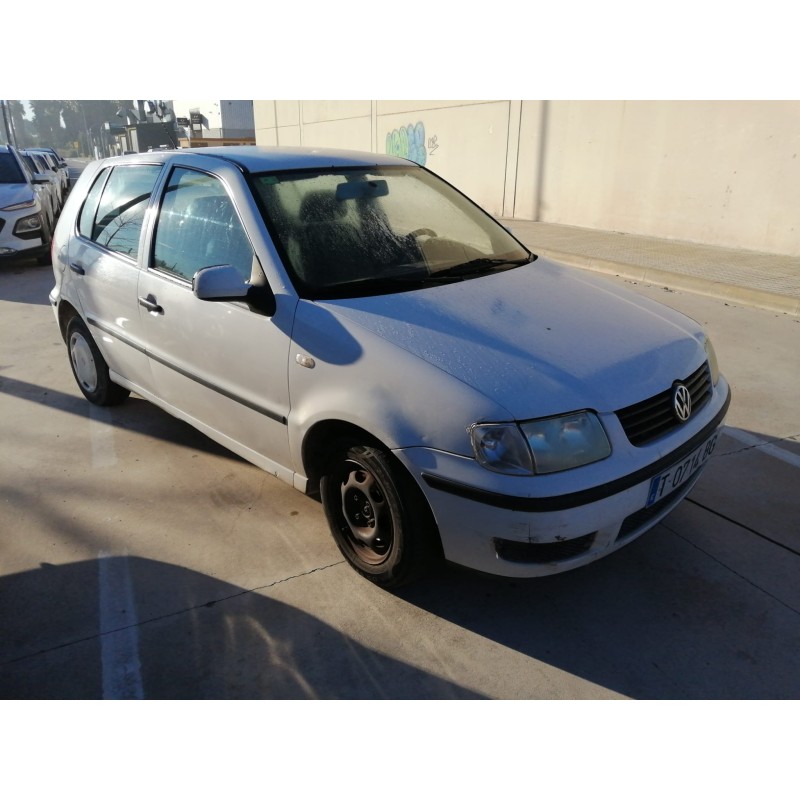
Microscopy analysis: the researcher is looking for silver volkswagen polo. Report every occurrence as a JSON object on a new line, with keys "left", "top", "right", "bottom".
{"left": 50, "top": 147, "right": 731, "bottom": 587}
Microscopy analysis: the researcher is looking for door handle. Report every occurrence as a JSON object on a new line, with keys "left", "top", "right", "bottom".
{"left": 138, "top": 295, "right": 164, "bottom": 314}
{"left": 69, "top": 262, "right": 85, "bottom": 275}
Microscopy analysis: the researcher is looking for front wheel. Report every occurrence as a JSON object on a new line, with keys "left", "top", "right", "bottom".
{"left": 66, "top": 316, "right": 130, "bottom": 406}
{"left": 320, "top": 442, "right": 440, "bottom": 588}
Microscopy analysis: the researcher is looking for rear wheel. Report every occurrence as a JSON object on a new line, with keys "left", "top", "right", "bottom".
{"left": 66, "top": 316, "right": 130, "bottom": 406}
{"left": 320, "top": 442, "right": 440, "bottom": 588}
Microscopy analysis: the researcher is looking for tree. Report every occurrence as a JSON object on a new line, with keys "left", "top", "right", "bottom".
{"left": 63, "top": 100, "right": 123, "bottom": 155}
{"left": 23, "top": 100, "right": 122, "bottom": 155}
{"left": 6, "top": 101, "right": 29, "bottom": 147}
{"left": 30, "top": 101, "right": 65, "bottom": 148}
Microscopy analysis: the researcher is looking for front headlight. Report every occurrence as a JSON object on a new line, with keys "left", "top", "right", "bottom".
{"left": 470, "top": 423, "right": 534, "bottom": 475}
{"left": 13, "top": 214, "right": 43, "bottom": 236}
{"left": 470, "top": 411, "right": 611, "bottom": 475}
{"left": 704, "top": 336, "right": 720, "bottom": 385}
{"left": 521, "top": 412, "right": 611, "bottom": 474}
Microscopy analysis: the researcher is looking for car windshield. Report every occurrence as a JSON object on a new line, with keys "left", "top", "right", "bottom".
{"left": 250, "top": 165, "right": 532, "bottom": 299}
{"left": 0, "top": 152, "right": 25, "bottom": 184}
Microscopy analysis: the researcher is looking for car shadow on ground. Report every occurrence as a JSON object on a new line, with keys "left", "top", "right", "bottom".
{"left": 399, "top": 483, "right": 800, "bottom": 700}
{"left": 0, "top": 557, "right": 483, "bottom": 699}
{"left": 0, "top": 373, "right": 245, "bottom": 464}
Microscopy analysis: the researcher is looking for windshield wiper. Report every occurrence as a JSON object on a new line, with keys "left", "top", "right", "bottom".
{"left": 309, "top": 256, "right": 533, "bottom": 299}
{"left": 429, "top": 256, "right": 532, "bottom": 280}
{"left": 311, "top": 271, "right": 433, "bottom": 299}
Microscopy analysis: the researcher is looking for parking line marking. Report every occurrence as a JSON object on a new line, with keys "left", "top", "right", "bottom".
{"left": 98, "top": 553, "right": 144, "bottom": 700}
{"left": 89, "top": 405, "right": 117, "bottom": 468}
{"left": 724, "top": 428, "right": 800, "bottom": 469}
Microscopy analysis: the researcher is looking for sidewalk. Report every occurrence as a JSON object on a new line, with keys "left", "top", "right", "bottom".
{"left": 503, "top": 220, "right": 800, "bottom": 317}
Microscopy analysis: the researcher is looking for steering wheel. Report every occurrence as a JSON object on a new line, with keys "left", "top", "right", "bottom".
{"left": 409, "top": 228, "right": 438, "bottom": 238}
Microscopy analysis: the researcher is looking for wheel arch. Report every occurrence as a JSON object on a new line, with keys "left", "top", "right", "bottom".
{"left": 313, "top": 424, "right": 445, "bottom": 585}
{"left": 57, "top": 299, "right": 81, "bottom": 342}
{"left": 301, "top": 419, "right": 386, "bottom": 498}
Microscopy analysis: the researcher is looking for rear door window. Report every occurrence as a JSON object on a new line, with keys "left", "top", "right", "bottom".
{"left": 78, "top": 168, "right": 111, "bottom": 239}
{"left": 81, "top": 164, "right": 162, "bottom": 259}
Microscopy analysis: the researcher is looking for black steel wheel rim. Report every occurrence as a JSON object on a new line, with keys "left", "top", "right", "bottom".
{"left": 337, "top": 459, "right": 394, "bottom": 566}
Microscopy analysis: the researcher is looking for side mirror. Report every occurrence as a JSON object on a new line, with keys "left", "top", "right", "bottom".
{"left": 32, "top": 173, "right": 49, "bottom": 185}
{"left": 193, "top": 264, "right": 249, "bottom": 300}
{"left": 193, "top": 264, "right": 276, "bottom": 316}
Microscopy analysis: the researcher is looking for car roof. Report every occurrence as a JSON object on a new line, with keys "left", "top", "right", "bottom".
{"left": 107, "top": 145, "right": 414, "bottom": 173}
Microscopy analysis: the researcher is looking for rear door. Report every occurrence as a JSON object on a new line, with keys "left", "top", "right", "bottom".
{"left": 67, "top": 162, "right": 163, "bottom": 392}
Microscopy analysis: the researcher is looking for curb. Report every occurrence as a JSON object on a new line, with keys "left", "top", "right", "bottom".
{"left": 537, "top": 248, "right": 800, "bottom": 318}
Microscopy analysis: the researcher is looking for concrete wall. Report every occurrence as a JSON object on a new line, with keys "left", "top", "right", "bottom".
{"left": 253, "top": 100, "right": 800, "bottom": 256}
{"left": 219, "top": 100, "right": 254, "bottom": 134}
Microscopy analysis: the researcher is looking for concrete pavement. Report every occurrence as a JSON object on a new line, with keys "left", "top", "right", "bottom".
{"left": 1, "top": 259, "right": 799, "bottom": 699}
{"left": 505, "top": 219, "right": 800, "bottom": 317}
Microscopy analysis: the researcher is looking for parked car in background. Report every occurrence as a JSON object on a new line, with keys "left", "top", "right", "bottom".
{"left": 22, "top": 150, "right": 62, "bottom": 214}
{"left": 17, "top": 151, "right": 58, "bottom": 233}
{"left": 28, "top": 147, "right": 70, "bottom": 201}
{"left": 0, "top": 144, "right": 52, "bottom": 263}
{"left": 49, "top": 147, "right": 731, "bottom": 587}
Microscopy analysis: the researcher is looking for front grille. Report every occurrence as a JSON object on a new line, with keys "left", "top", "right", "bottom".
{"left": 616, "top": 362, "right": 712, "bottom": 446}
{"left": 494, "top": 531, "right": 596, "bottom": 564}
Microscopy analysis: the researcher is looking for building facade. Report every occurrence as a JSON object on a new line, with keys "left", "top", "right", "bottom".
{"left": 174, "top": 100, "right": 256, "bottom": 147}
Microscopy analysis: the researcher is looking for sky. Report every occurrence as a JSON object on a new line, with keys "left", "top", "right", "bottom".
{"left": 7, "top": 3, "right": 795, "bottom": 101}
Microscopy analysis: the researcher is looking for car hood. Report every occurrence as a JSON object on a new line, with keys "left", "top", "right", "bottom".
{"left": 319, "top": 260, "right": 706, "bottom": 420}
{"left": 0, "top": 183, "right": 35, "bottom": 209}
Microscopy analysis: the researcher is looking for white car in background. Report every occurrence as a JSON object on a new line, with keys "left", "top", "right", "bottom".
{"left": 17, "top": 150, "right": 58, "bottom": 233}
{"left": 22, "top": 150, "right": 62, "bottom": 214}
{"left": 49, "top": 146, "right": 731, "bottom": 587}
{"left": 0, "top": 144, "right": 52, "bottom": 263}
{"left": 28, "top": 147, "right": 69, "bottom": 203}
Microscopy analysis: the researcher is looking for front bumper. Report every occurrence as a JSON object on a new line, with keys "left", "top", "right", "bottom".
{"left": 397, "top": 381, "right": 731, "bottom": 578}
{"left": 0, "top": 216, "right": 47, "bottom": 259}
{"left": 0, "top": 242, "right": 48, "bottom": 260}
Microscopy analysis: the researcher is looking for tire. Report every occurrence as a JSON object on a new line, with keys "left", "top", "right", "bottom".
{"left": 320, "top": 441, "right": 441, "bottom": 588}
{"left": 36, "top": 239, "right": 51, "bottom": 266}
{"left": 66, "top": 316, "right": 130, "bottom": 406}
{"left": 40, "top": 213, "right": 52, "bottom": 246}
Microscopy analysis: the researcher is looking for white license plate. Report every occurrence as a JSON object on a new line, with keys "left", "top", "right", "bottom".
{"left": 646, "top": 431, "right": 719, "bottom": 507}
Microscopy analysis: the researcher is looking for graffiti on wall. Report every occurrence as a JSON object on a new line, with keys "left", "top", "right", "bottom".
{"left": 386, "top": 121, "right": 437, "bottom": 165}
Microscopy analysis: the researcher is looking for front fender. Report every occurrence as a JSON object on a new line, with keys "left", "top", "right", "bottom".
{"left": 287, "top": 300, "right": 510, "bottom": 475}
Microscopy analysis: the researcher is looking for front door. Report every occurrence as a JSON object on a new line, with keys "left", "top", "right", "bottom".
{"left": 136, "top": 166, "right": 294, "bottom": 481}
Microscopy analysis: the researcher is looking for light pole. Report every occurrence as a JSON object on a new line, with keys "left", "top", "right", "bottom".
{"left": 1, "top": 100, "right": 17, "bottom": 147}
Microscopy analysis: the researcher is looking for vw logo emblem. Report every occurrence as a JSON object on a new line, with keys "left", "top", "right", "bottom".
{"left": 673, "top": 383, "right": 692, "bottom": 422}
